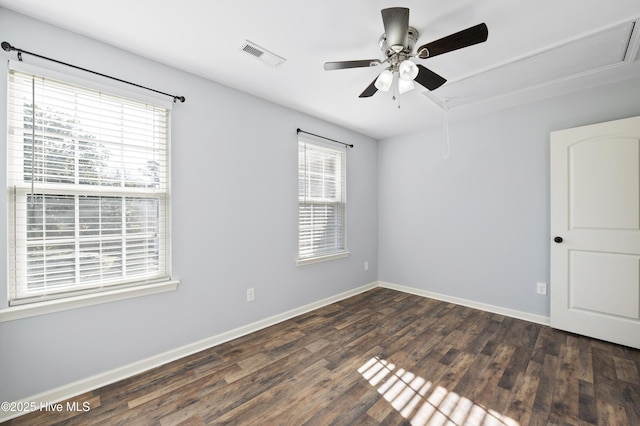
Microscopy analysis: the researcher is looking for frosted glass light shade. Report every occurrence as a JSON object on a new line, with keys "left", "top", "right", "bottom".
{"left": 374, "top": 69, "right": 393, "bottom": 92}
{"left": 399, "top": 60, "right": 419, "bottom": 81}
{"left": 398, "top": 78, "right": 415, "bottom": 94}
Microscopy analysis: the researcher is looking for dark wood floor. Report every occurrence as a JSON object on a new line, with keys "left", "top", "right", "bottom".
{"left": 5, "top": 287, "right": 640, "bottom": 425}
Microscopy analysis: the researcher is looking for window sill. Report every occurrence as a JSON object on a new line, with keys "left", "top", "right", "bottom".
{"left": 0, "top": 280, "right": 179, "bottom": 322}
{"left": 296, "top": 251, "right": 350, "bottom": 266}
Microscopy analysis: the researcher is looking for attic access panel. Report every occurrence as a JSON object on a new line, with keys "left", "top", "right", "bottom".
{"left": 424, "top": 20, "right": 639, "bottom": 110}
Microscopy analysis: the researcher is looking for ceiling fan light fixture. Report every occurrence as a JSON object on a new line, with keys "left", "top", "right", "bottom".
{"left": 374, "top": 69, "right": 394, "bottom": 91}
{"left": 398, "top": 78, "right": 415, "bottom": 94}
{"left": 399, "top": 60, "right": 419, "bottom": 80}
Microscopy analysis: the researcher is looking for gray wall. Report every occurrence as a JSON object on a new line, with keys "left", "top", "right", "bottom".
{"left": 378, "top": 77, "right": 640, "bottom": 317}
{"left": 0, "top": 8, "right": 378, "bottom": 402}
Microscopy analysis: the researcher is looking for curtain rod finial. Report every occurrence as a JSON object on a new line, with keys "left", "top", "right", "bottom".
{"left": 2, "top": 41, "right": 14, "bottom": 52}
{"left": 174, "top": 96, "right": 186, "bottom": 103}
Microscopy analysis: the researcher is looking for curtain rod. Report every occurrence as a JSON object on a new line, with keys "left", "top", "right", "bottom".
{"left": 296, "top": 128, "right": 354, "bottom": 148}
{"left": 2, "top": 41, "right": 186, "bottom": 103}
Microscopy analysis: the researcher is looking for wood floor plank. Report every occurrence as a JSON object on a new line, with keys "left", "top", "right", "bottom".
{"left": 466, "top": 343, "right": 515, "bottom": 407}
{"left": 549, "top": 344, "right": 580, "bottom": 423}
{"left": 4, "top": 287, "right": 640, "bottom": 426}
{"left": 502, "top": 372, "right": 540, "bottom": 425}
{"left": 247, "top": 362, "right": 339, "bottom": 424}
{"left": 452, "top": 351, "right": 493, "bottom": 397}
{"left": 578, "top": 379, "right": 598, "bottom": 425}
{"left": 365, "top": 395, "right": 396, "bottom": 423}
{"left": 198, "top": 347, "right": 321, "bottom": 422}
{"left": 268, "top": 345, "right": 386, "bottom": 425}
{"left": 573, "top": 335, "right": 595, "bottom": 384}
{"left": 613, "top": 356, "right": 640, "bottom": 384}
{"left": 193, "top": 358, "right": 329, "bottom": 424}
{"left": 497, "top": 344, "right": 533, "bottom": 391}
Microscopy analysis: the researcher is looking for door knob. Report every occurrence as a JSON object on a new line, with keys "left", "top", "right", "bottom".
{"left": 554, "top": 236, "right": 563, "bottom": 243}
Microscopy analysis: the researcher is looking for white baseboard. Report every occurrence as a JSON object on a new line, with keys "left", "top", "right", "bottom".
{"left": 379, "top": 281, "right": 550, "bottom": 326}
{"left": 0, "top": 281, "right": 378, "bottom": 423}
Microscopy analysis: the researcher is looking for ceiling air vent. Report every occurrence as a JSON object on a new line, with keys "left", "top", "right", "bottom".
{"left": 240, "top": 40, "right": 286, "bottom": 68}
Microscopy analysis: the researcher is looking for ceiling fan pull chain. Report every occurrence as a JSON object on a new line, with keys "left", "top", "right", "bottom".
{"left": 392, "top": 71, "right": 400, "bottom": 108}
{"left": 443, "top": 97, "right": 450, "bottom": 159}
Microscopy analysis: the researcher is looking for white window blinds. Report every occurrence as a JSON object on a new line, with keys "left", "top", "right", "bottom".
{"left": 7, "top": 64, "right": 172, "bottom": 304}
{"left": 298, "top": 135, "right": 347, "bottom": 264}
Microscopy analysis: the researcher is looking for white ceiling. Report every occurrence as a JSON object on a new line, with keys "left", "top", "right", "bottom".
{"left": 2, "top": 0, "right": 640, "bottom": 139}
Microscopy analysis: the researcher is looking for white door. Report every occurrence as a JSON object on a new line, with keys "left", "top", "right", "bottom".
{"left": 550, "top": 115, "right": 640, "bottom": 349}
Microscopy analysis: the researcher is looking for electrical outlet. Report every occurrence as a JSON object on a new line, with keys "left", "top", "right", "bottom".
{"left": 536, "top": 282, "right": 547, "bottom": 296}
{"left": 246, "top": 288, "right": 255, "bottom": 302}
{"left": 364, "top": 261, "right": 369, "bottom": 271}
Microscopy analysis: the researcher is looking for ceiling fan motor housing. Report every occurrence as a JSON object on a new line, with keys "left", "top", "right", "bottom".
{"left": 379, "top": 27, "right": 419, "bottom": 57}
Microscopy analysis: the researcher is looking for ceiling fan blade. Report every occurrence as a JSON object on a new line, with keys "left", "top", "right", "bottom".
{"left": 381, "top": 7, "right": 410, "bottom": 51}
{"left": 414, "top": 65, "right": 447, "bottom": 91}
{"left": 359, "top": 77, "right": 378, "bottom": 98}
{"left": 417, "top": 23, "right": 488, "bottom": 59}
{"left": 324, "top": 60, "right": 381, "bottom": 71}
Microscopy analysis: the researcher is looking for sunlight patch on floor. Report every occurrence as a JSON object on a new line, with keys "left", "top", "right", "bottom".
{"left": 358, "top": 356, "right": 520, "bottom": 426}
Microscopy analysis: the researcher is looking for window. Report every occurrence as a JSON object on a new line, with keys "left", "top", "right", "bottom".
{"left": 297, "top": 135, "right": 348, "bottom": 265}
{"left": 7, "top": 63, "right": 173, "bottom": 306}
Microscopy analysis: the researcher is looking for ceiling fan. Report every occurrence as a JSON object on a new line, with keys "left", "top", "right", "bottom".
{"left": 324, "top": 7, "right": 488, "bottom": 98}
